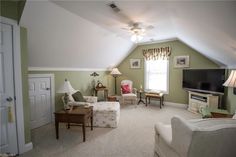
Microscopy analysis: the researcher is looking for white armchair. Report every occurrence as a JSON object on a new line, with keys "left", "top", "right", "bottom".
{"left": 154, "top": 116, "right": 236, "bottom": 157}
{"left": 120, "top": 80, "right": 137, "bottom": 105}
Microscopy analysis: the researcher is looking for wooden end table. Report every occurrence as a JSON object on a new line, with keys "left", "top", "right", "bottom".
{"left": 145, "top": 93, "right": 164, "bottom": 108}
{"left": 107, "top": 96, "right": 117, "bottom": 102}
{"left": 211, "top": 112, "right": 233, "bottom": 118}
{"left": 54, "top": 106, "right": 93, "bottom": 142}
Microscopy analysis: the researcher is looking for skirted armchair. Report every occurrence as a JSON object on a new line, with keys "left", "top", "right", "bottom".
{"left": 120, "top": 80, "right": 137, "bottom": 105}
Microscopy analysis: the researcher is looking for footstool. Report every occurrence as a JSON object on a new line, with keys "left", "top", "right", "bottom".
{"left": 90, "top": 101, "right": 120, "bottom": 128}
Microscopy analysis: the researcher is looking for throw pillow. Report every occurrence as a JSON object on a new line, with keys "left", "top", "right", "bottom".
{"left": 72, "top": 91, "right": 86, "bottom": 102}
{"left": 199, "top": 106, "right": 212, "bottom": 118}
{"left": 68, "top": 94, "right": 75, "bottom": 102}
{"left": 121, "top": 84, "right": 131, "bottom": 94}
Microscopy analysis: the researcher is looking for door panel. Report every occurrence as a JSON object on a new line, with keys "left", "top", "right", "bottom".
{"left": 0, "top": 52, "right": 4, "bottom": 93}
{"left": 29, "top": 77, "right": 51, "bottom": 129}
{"left": 0, "top": 23, "right": 18, "bottom": 154}
{"left": 0, "top": 106, "right": 8, "bottom": 148}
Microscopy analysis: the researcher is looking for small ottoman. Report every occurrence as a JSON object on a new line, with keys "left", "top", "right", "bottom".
{"left": 91, "top": 101, "right": 120, "bottom": 128}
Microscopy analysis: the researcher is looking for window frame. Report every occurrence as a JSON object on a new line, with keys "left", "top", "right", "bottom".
{"left": 144, "top": 59, "right": 170, "bottom": 94}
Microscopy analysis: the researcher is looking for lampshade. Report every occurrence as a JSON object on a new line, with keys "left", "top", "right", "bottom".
{"left": 110, "top": 68, "right": 121, "bottom": 76}
{"left": 223, "top": 70, "right": 236, "bottom": 87}
{"left": 57, "top": 79, "right": 77, "bottom": 94}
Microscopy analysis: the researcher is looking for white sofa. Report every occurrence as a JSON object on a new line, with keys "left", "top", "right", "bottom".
{"left": 154, "top": 116, "right": 236, "bottom": 157}
{"left": 66, "top": 96, "right": 120, "bottom": 128}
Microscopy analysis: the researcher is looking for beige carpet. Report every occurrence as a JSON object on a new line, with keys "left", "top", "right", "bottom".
{"left": 20, "top": 104, "right": 200, "bottom": 157}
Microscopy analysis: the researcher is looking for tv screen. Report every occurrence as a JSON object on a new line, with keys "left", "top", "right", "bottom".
{"left": 182, "top": 69, "right": 225, "bottom": 94}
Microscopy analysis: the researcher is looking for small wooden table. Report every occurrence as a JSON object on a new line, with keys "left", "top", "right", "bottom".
{"left": 107, "top": 96, "right": 117, "bottom": 102}
{"left": 137, "top": 90, "right": 145, "bottom": 105}
{"left": 211, "top": 112, "right": 233, "bottom": 118}
{"left": 94, "top": 87, "right": 108, "bottom": 101}
{"left": 145, "top": 93, "right": 164, "bottom": 108}
{"left": 54, "top": 106, "right": 93, "bottom": 142}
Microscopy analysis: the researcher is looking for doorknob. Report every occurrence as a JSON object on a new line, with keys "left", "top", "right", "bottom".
{"left": 6, "top": 97, "right": 13, "bottom": 102}
{"left": 46, "top": 88, "right": 50, "bottom": 90}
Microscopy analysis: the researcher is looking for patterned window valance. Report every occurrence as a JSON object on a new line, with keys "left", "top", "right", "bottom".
{"left": 143, "top": 46, "right": 171, "bottom": 60}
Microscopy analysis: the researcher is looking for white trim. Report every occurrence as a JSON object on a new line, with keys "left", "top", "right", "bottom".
{"left": 28, "top": 74, "right": 55, "bottom": 123}
{"left": 227, "top": 65, "right": 236, "bottom": 69}
{"left": 0, "top": 16, "right": 29, "bottom": 154}
{"left": 28, "top": 67, "right": 107, "bottom": 71}
{"left": 0, "top": 16, "right": 18, "bottom": 26}
{"left": 23, "top": 142, "right": 33, "bottom": 153}
{"left": 138, "top": 37, "right": 178, "bottom": 45}
{"left": 164, "top": 101, "right": 188, "bottom": 109}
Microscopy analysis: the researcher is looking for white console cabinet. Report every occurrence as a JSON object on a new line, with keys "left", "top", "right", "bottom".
{"left": 188, "top": 91, "right": 219, "bottom": 114}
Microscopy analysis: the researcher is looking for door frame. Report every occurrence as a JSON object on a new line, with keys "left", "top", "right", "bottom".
{"left": 28, "top": 74, "right": 55, "bottom": 121}
{"left": 0, "top": 16, "right": 33, "bottom": 153}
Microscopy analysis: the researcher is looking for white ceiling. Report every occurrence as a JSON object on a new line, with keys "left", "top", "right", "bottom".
{"left": 20, "top": 0, "right": 236, "bottom": 69}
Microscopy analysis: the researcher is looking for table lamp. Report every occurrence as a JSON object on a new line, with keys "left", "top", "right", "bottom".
{"left": 110, "top": 68, "right": 122, "bottom": 95}
{"left": 57, "top": 79, "right": 77, "bottom": 109}
{"left": 223, "top": 70, "right": 236, "bottom": 94}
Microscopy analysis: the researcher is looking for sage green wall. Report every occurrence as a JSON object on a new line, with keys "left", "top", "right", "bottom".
{"left": 20, "top": 27, "right": 31, "bottom": 143}
{"left": 0, "top": 0, "right": 26, "bottom": 22}
{"left": 117, "top": 40, "right": 219, "bottom": 104}
{"left": 29, "top": 71, "right": 115, "bottom": 111}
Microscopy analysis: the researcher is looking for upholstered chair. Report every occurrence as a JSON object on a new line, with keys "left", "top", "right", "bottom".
{"left": 154, "top": 116, "right": 236, "bottom": 157}
{"left": 120, "top": 80, "right": 137, "bottom": 105}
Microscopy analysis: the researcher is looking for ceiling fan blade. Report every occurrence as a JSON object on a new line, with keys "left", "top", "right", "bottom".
{"left": 146, "top": 25, "right": 154, "bottom": 30}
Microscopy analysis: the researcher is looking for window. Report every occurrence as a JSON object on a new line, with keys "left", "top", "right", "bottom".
{"left": 145, "top": 60, "right": 169, "bottom": 93}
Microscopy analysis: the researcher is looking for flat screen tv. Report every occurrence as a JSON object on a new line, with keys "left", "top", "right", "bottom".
{"left": 182, "top": 69, "right": 225, "bottom": 94}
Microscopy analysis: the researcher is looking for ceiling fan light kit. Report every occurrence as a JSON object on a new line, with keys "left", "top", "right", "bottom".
{"left": 108, "top": 2, "right": 154, "bottom": 43}
{"left": 131, "top": 34, "right": 143, "bottom": 43}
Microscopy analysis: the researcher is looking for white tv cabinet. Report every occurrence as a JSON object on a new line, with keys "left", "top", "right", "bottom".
{"left": 188, "top": 91, "right": 219, "bottom": 114}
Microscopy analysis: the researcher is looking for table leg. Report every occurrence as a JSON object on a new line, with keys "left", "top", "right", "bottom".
{"left": 145, "top": 97, "right": 147, "bottom": 107}
{"left": 55, "top": 120, "right": 59, "bottom": 139}
{"left": 148, "top": 97, "right": 150, "bottom": 104}
{"left": 82, "top": 122, "right": 86, "bottom": 142}
{"left": 67, "top": 123, "right": 70, "bottom": 129}
{"left": 160, "top": 97, "right": 162, "bottom": 109}
{"left": 162, "top": 96, "right": 164, "bottom": 106}
{"left": 91, "top": 113, "right": 93, "bottom": 131}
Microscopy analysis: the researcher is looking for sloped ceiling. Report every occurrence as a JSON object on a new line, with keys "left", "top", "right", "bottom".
{"left": 20, "top": 1, "right": 236, "bottom": 69}
{"left": 20, "top": 0, "right": 133, "bottom": 70}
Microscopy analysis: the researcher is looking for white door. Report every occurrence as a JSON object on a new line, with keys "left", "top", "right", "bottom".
{"left": 0, "top": 23, "right": 18, "bottom": 153}
{"left": 29, "top": 77, "right": 51, "bottom": 129}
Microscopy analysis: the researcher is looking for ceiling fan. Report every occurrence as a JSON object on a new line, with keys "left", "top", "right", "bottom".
{"left": 108, "top": 2, "right": 154, "bottom": 43}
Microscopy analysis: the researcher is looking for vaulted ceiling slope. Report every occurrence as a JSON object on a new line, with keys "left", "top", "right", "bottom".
{"left": 20, "top": 0, "right": 133, "bottom": 70}
{"left": 21, "top": 1, "right": 236, "bottom": 69}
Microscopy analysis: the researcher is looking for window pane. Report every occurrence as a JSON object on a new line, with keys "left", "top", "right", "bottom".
{"left": 145, "top": 60, "right": 169, "bottom": 93}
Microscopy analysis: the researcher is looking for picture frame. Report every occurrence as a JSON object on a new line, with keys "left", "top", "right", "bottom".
{"left": 174, "top": 55, "right": 190, "bottom": 68}
{"left": 130, "top": 59, "right": 141, "bottom": 69}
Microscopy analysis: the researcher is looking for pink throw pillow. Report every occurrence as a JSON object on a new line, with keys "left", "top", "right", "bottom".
{"left": 121, "top": 84, "right": 131, "bottom": 94}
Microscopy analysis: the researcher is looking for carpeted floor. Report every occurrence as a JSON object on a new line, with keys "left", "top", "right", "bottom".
{"left": 20, "top": 103, "right": 200, "bottom": 157}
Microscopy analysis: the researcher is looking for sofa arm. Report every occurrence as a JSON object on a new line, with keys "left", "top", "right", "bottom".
{"left": 171, "top": 116, "right": 197, "bottom": 157}
{"left": 155, "top": 123, "right": 172, "bottom": 145}
{"left": 68, "top": 101, "right": 90, "bottom": 106}
{"left": 83, "top": 96, "right": 97, "bottom": 103}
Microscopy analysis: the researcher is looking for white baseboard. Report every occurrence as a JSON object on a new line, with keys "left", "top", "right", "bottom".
{"left": 23, "top": 142, "right": 33, "bottom": 153}
{"left": 164, "top": 101, "right": 188, "bottom": 109}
